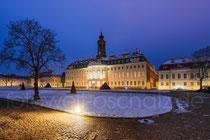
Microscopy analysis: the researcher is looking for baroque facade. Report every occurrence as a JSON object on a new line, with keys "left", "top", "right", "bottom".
{"left": 0, "top": 71, "right": 61, "bottom": 88}
{"left": 65, "top": 32, "right": 158, "bottom": 89}
{"left": 158, "top": 56, "right": 210, "bottom": 90}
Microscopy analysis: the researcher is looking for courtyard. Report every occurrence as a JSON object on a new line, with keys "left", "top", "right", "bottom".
{"left": 0, "top": 88, "right": 210, "bottom": 139}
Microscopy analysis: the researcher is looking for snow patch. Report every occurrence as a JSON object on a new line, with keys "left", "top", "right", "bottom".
{"left": 174, "top": 98, "right": 190, "bottom": 113}
{"left": 138, "top": 119, "right": 155, "bottom": 124}
{"left": 0, "top": 89, "right": 172, "bottom": 118}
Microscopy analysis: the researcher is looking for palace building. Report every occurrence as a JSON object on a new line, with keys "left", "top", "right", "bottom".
{"left": 158, "top": 56, "right": 210, "bottom": 90}
{"left": 65, "top": 32, "right": 158, "bottom": 89}
{"left": 0, "top": 71, "right": 61, "bottom": 88}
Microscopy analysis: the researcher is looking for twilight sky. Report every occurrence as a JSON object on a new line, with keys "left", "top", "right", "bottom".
{"left": 0, "top": 0, "right": 210, "bottom": 75}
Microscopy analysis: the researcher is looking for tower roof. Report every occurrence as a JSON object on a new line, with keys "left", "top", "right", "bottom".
{"left": 99, "top": 32, "right": 104, "bottom": 39}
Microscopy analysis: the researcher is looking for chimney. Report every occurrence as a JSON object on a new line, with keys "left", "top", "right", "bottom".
{"left": 171, "top": 56, "right": 175, "bottom": 60}
{"left": 75, "top": 58, "right": 77, "bottom": 62}
{"left": 124, "top": 50, "right": 127, "bottom": 54}
{"left": 111, "top": 52, "right": 114, "bottom": 56}
{"left": 181, "top": 55, "right": 184, "bottom": 59}
{"left": 81, "top": 57, "right": 84, "bottom": 61}
{"left": 136, "top": 48, "right": 139, "bottom": 53}
{"left": 86, "top": 56, "right": 88, "bottom": 60}
{"left": 91, "top": 56, "right": 94, "bottom": 59}
{"left": 139, "top": 51, "right": 142, "bottom": 55}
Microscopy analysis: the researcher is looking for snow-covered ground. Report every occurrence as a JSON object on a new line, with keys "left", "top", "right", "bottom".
{"left": 0, "top": 88, "right": 172, "bottom": 118}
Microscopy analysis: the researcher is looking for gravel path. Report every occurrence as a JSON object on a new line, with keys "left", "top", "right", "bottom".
{"left": 0, "top": 91, "right": 210, "bottom": 140}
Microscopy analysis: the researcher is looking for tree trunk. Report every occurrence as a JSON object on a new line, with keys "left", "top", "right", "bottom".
{"left": 200, "top": 79, "right": 203, "bottom": 90}
{"left": 33, "top": 70, "right": 40, "bottom": 100}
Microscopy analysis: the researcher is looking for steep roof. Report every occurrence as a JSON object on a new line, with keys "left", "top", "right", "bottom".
{"left": 158, "top": 57, "right": 193, "bottom": 71}
{"left": 66, "top": 52, "right": 148, "bottom": 70}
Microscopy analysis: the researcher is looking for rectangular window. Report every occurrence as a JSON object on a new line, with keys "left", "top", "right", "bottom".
{"left": 127, "top": 81, "right": 129, "bottom": 86}
{"left": 111, "top": 81, "right": 113, "bottom": 85}
{"left": 130, "top": 81, "right": 133, "bottom": 86}
{"left": 161, "top": 82, "right": 164, "bottom": 86}
{"left": 142, "top": 81, "right": 145, "bottom": 85}
{"left": 130, "top": 66, "right": 132, "bottom": 69}
{"left": 134, "top": 81, "right": 136, "bottom": 85}
{"left": 184, "top": 82, "right": 187, "bottom": 86}
{"left": 205, "top": 73, "right": 208, "bottom": 78}
{"left": 118, "top": 67, "right": 120, "bottom": 70}
{"left": 166, "top": 74, "right": 169, "bottom": 79}
{"left": 178, "top": 74, "right": 181, "bottom": 79}
{"left": 172, "top": 74, "right": 175, "bottom": 79}
{"left": 127, "top": 66, "right": 129, "bottom": 69}
{"left": 122, "top": 67, "right": 124, "bottom": 70}
{"left": 172, "top": 82, "right": 175, "bottom": 86}
{"left": 118, "top": 81, "right": 120, "bottom": 86}
{"left": 138, "top": 65, "right": 140, "bottom": 68}
{"left": 161, "top": 74, "right": 164, "bottom": 79}
{"left": 184, "top": 73, "right": 187, "bottom": 78}
{"left": 166, "top": 82, "right": 169, "bottom": 86}
{"left": 134, "top": 72, "right": 137, "bottom": 77}
{"left": 190, "top": 73, "right": 194, "bottom": 79}
{"left": 134, "top": 65, "right": 136, "bottom": 68}
{"left": 138, "top": 81, "right": 140, "bottom": 85}
{"left": 122, "top": 81, "right": 124, "bottom": 85}
{"left": 142, "top": 65, "right": 144, "bottom": 68}
{"left": 115, "top": 81, "right": 117, "bottom": 86}
{"left": 197, "top": 73, "right": 200, "bottom": 78}
{"left": 138, "top": 72, "right": 140, "bottom": 77}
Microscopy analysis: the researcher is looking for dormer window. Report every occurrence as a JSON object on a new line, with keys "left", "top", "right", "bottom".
{"left": 171, "top": 60, "right": 174, "bottom": 63}
{"left": 177, "top": 65, "right": 182, "bottom": 68}
{"left": 163, "top": 66, "right": 168, "bottom": 70}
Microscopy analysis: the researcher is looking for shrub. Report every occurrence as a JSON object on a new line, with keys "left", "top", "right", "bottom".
{"left": 21, "top": 83, "right": 25, "bottom": 90}
{"left": 70, "top": 81, "right": 77, "bottom": 94}
{"left": 100, "top": 82, "right": 111, "bottom": 90}
{"left": 44, "top": 83, "right": 51, "bottom": 88}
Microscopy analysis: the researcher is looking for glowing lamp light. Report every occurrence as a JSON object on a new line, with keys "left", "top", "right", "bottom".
{"left": 74, "top": 107, "right": 81, "bottom": 113}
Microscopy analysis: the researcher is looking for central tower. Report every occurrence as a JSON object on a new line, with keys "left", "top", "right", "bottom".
{"left": 96, "top": 32, "right": 106, "bottom": 59}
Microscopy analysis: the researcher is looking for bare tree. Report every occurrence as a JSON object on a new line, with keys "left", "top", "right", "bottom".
{"left": 10, "top": 79, "right": 14, "bottom": 86}
{"left": 0, "top": 19, "right": 65, "bottom": 100}
{"left": 2, "top": 78, "right": 10, "bottom": 86}
{"left": 192, "top": 46, "right": 210, "bottom": 90}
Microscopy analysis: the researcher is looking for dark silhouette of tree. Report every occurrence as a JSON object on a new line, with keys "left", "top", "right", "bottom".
{"left": 70, "top": 81, "right": 77, "bottom": 94}
{"left": 61, "top": 72, "right": 65, "bottom": 88}
{"left": 21, "top": 83, "right": 25, "bottom": 90}
{"left": 192, "top": 46, "right": 210, "bottom": 90}
{"left": 0, "top": 19, "right": 65, "bottom": 100}
{"left": 2, "top": 77, "right": 10, "bottom": 86}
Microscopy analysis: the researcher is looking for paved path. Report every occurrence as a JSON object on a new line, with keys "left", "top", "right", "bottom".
{"left": 0, "top": 92, "right": 210, "bottom": 140}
